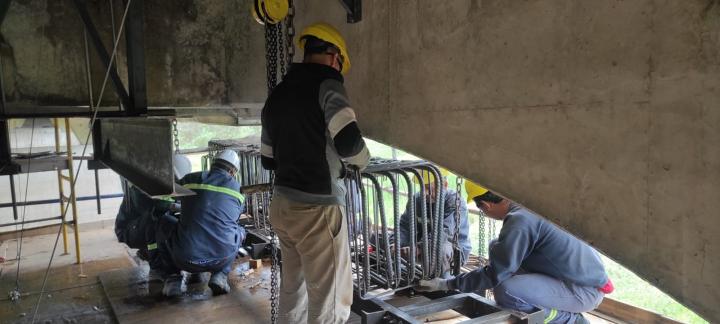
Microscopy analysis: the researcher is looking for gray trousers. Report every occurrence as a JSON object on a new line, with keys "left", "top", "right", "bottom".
{"left": 493, "top": 273, "right": 604, "bottom": 323}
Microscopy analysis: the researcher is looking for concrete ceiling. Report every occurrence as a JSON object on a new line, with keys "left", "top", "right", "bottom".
{"left": 1, "top": 0, "right": 719, "bottom": 321}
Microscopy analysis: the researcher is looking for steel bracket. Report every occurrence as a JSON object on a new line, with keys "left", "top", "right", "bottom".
{"left": 339, "top": 0, "right": 362, "bottom": 23}
{"left": 96, "top": 118, "right": 193, "bottom": 197}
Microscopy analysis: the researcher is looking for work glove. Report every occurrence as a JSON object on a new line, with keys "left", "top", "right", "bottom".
{"left": 417, "top": 277, "right": 451, "bottom": 292}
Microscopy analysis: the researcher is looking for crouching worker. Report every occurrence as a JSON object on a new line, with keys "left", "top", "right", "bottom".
{"left": 156, "top": 150, "right": 246, "bottom": 297}
{"left": 397, "top": 167, "right": 471, "bottom": 277}
{"left": 114, "top": 154, "right": 192, "bottom": 280}
{"left": 418, "top": 181, "right": 613, "bottom": 324}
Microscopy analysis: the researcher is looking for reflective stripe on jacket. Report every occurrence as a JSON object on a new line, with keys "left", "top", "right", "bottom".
{"left": 172, "top": 169, "right": 245, "bottom": 262}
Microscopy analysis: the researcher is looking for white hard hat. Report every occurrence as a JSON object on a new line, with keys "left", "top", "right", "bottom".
{"left": 173, "top": 154, "right": 192, "bottom": 179}
{"left": 215, "top": 149, "right": 240, "bottom": 171}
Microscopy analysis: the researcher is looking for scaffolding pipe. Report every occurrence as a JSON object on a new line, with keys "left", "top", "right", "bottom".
{"left": 54, "top": 118, "right": 70, "bottom": 255}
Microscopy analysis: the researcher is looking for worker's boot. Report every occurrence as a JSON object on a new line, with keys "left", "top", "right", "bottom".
{"left": 162, "top": 273, "right": 185, "bottom": 297}
{"left": 208, "top": 272, "right": 230, "bottom": 296}
{"left": 186, "top": 272, "right": 208, "bottom": 285}
{"left": 148, "top": 268, "right": 164, "bottom": 282}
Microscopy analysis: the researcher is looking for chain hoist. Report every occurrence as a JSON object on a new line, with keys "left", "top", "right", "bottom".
{"left": 253, "top": 2, "right": 291, "bottom": 322}
{"left": 172, "top": 119, "right": 180, "bottom": 154}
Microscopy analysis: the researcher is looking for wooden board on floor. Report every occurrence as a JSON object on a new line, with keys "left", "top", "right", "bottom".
{"left": 98, "top": 262, "right": 273, "bottom": 324}
{"left": 595, "top": 298, "right": 681, "bottom": 324}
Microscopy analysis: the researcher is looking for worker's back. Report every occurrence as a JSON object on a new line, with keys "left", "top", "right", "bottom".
{"left": 262, "top": 63, "right": 348, "bottom": 205}
{"left": 496, "top": 203, "right": 608, "bottom": 288}
{"left": 173, "top": 169, "right": 244, "bottom": 262}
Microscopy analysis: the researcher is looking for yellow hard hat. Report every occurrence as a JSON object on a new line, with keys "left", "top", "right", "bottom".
{"left": 297, "top": 22, "right": 351, "bottom": 74}
{"left": 252, "top": 0, "right": 289, "bottom": 25}
{"left": 464, "top": 180, "right": 489, "bottom": 203}
{"left": 413, "top": 167, "right": 449, "bottom": 185}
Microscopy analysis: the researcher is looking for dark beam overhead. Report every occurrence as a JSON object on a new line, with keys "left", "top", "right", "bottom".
{"left": 72, "top": 0, "right": 132, "bottom": 110}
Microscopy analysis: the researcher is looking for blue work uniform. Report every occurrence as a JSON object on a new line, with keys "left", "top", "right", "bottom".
{"left": 115, "top": 179, "right": 173, "bottom": 250}
{"left": 449, "top": 203, "right": 609, "bottom": 323}
{"left": 398, "top": 190, "right": 471, "bottom": 274}
{"left": 158, "top": 168, "right": 246, "bottom": 275}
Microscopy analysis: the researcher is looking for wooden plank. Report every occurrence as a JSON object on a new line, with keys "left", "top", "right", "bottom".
{"left": 99, "top": 262, "right": 273, "bottom": 323}
{"left": 595, "top": 298, "right": 683, "bottom": 324}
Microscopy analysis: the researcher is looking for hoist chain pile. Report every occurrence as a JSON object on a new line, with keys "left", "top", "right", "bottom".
{"left": 346, "top": 158, "right": 456, "bottom": 299}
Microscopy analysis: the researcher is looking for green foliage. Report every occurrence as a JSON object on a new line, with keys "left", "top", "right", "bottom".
{"left": 601, "top": 256, "right": 707, "bottom": 323}
{"left": 176, "top": 122, "right": 260, "bottom": 149}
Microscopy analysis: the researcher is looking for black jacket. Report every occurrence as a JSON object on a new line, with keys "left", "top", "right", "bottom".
{"left": 261, "top": 63, "right": 369, "bottom": 205}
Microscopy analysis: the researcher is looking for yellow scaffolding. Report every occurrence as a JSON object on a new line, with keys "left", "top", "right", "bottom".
{"left": 54, "top": 118, "right": 82, "bottom": 264}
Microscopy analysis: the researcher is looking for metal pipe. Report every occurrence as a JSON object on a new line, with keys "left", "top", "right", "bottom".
{"left": 54, "top": 118, "right": 70, "bottom": 255}
{"left": 0, "top": 193, "right": 124, "bottom": 209}
{"left": 8, "top": 174, "right": 17, "bottom": 220}
{"left": 65, "top": 118, "right": 82, "bottom": 264}
{"left": 0, "top": 216, "right": 63, "bottom": 228}
{"left": 94, "top": 169, "right": 101, "bottom": 213}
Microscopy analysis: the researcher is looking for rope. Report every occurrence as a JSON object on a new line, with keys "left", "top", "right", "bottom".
{"left": 14, "top": 118, "right": 36, "bottom": 294}
{"left": 31, "top": 1, "right": 133, "bottom": 321}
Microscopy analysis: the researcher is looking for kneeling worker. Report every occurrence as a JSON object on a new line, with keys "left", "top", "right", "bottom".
{"left": 157, "top": 150, "right": 246, "bottom": 297}
{"left": 115, "top": 154, "right": 192, "bottom": 278}
{"left": 397, "top": 168, "right": 471, "bottom": 277}
{"left": 419, "top": 181, "right": 613, "bottom": 324}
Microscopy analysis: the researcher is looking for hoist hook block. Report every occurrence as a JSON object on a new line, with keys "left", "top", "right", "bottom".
{"left": 339, "top": 0, "right": 362, "bottom": 23}
{"left": 252, "top": 0, "right": 289, "bottom": 26}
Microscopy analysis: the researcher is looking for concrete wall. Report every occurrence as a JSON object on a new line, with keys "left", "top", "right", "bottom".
{"left": 293, "top": 1, "right": 720, "bottom": 321}
{"left": 2, "top": 0, "right": 719, "bottom": 321}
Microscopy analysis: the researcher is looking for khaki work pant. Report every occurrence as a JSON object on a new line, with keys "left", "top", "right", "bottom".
{"left": 269, "top": 195, "right": 352, "bottom": 324}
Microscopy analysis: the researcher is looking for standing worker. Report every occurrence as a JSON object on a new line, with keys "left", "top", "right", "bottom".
{"left": 261, "top": 22, "right": 370, "bottom": 324}
{"left": 419, "top": 181, "right": 613, "bottom": 324}
{"left": 397, "top": 168, "right": 471, "bottom": 277}
{"left": 157, "top": 150, "right": 246, "bottom": 297}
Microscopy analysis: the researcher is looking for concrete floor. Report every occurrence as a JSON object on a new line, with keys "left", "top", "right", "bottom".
{"left": 0, "top": 226, "right": 132, "bottom": 323}
{"left": 0, "top": 226, "right": 613, "bottom": 324}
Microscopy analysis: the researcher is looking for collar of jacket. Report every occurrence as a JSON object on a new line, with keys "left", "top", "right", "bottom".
{"left": 207, "top": 167, "right": 234, "bottom": 179}
{"left": 287, "top": 63, "right": 344, "bottom": 83}
{"left": 503, "top": 202, "right": 524, "bottom": 222}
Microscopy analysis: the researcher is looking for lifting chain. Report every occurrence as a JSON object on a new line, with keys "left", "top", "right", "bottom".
{"left": 268, "top": 170, "right": 279, "bottom": 324}
{"left": 269, "top": 223, "right": 280, "bottom": 324}
{"left": 172, "top": 119, "right": 180, "bottom": 154}
{"left": 277, "top": 20, "right": 286, "bottom": 78}
{"left": 285, "top": 0, "right": 295, "bottom": 71}
{"left": 452, "top": 177, "right": 462, "bottom": 271}
{"left": 265, "top": 22, "right": 279, "bottom": 93}
{"left": 478, "top": 207, "right": 486, "bottom": 258}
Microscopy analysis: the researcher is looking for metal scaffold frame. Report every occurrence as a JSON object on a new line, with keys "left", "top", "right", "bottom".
{"left": 54, "top": 117, "right": 82, "bottom": 263}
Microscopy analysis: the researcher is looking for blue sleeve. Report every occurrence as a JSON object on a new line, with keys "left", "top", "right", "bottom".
{"left": 458, "top": 200, "right": 472, "bottom": 260}
{"left": 451, "top": 217, "right": 535, "bottom": 292}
